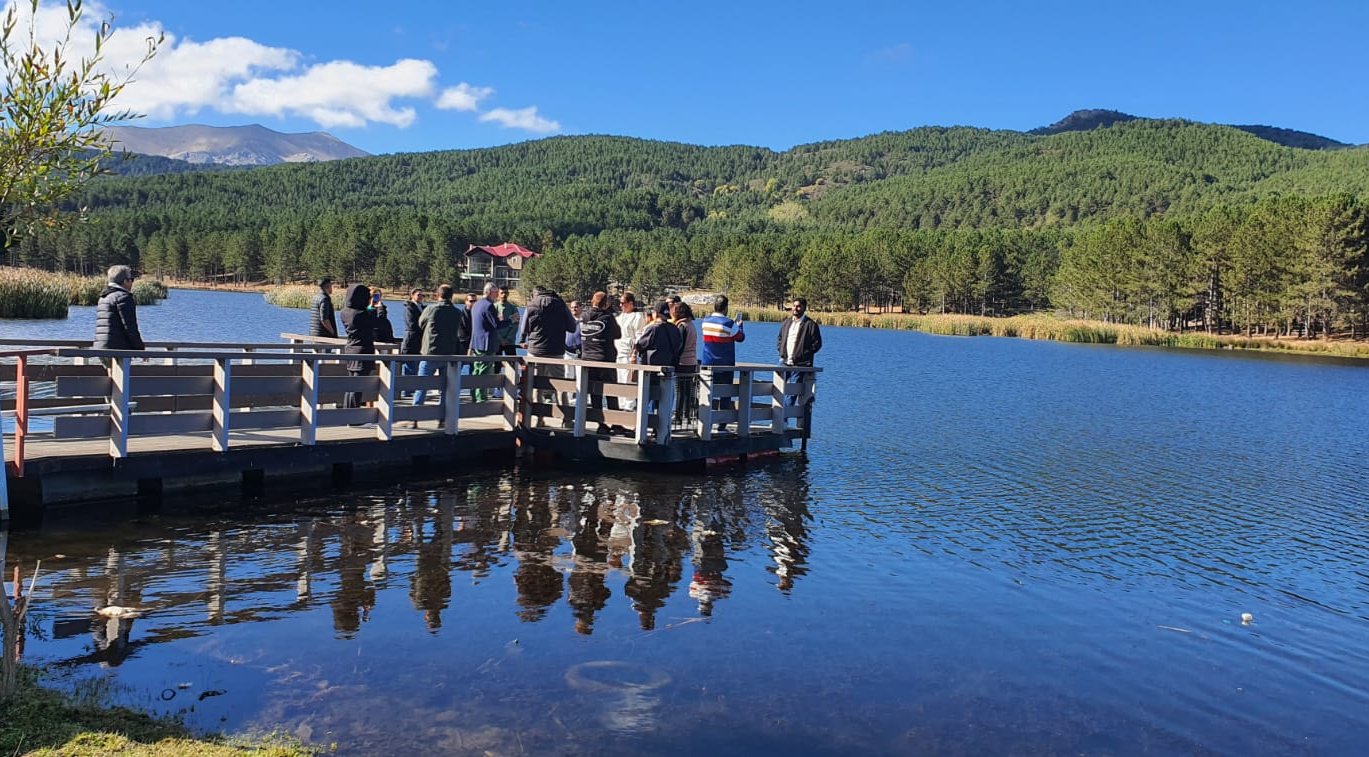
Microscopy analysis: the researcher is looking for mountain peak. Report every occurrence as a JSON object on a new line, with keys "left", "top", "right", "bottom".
{"left": 1028, "top": 109, "right": 1349, "bottom": 150}
{"left": 1028, "top": 109, "right": 1139, "bottom": 136}
{"left": 101, "top": 123, "right": 369, "bottom": 166}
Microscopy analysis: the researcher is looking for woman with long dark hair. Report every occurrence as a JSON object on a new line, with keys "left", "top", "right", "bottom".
{"left": 340, "top": 283, "right": 378, "bottom": 410}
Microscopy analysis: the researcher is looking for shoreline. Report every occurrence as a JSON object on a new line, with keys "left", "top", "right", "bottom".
{"left": 742, "top": 309, "right": 1369, "bottom": 361}
{"left": 0, "top": 667, "right": 310, "bottom": 755}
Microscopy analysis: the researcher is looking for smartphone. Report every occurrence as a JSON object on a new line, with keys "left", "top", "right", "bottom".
{"left": 734, "top": 312, "right": 744, "bottom": 323}
{"left": 371, "top": 293, "right": 382, "bottom": 304}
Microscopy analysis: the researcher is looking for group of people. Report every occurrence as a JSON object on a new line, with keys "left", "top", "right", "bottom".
{"left": 305, "top": 277, "right": 825, "bottom": 434}
{"left": 309, "top": 278, "right": 521, "bottom": 417}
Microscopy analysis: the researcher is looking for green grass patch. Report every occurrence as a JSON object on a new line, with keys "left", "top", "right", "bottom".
{"left": 0, "top": 669, "right": 311, "bottom": 756}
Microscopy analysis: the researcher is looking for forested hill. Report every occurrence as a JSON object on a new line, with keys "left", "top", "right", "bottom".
{"left": 59, "top": 118, "right": 1369, "bottom": 240}
{"left": 12, "top": 117, "right": 1369, "bottom": 341}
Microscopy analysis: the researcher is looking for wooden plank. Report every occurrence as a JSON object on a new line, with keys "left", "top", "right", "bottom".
{"left": 317, "top": 407, "right": 377, "bottom": 427}
{"left": 231, "top": 376, "right": 301, "bottom": 395}
{"left": 710, "top": 409, "right": 739, "bottom": 424}
{"left": 130, "top": 412, "right": 214, "bottom": 436}
{"left": 56, "top": 376, "right": 112, "bottom": 397}
{"left": 708, "top": 384, "right": 739, "bottom": 399}
{"left": 392, "top": 405, "right": 443, "bottom": 423}
{"left": 133, "top": 376, "right": 215, "bottom": 396}
{"left": 534, "top": 376, "right": 575, "bottom": 393}
{"left": 463, "top": 373, "right": 504, "bottom": 390}
{"left": 770, "top": 372, "right": 787, "bottom": 436}
{"left": 53, "top": 415, "right": 110, "bottom": 439}
{"left": 230, "top": 409, "right": 301, "bottom": 430}
{"left": 463, "top": 402, "right": 513, "bottom": 419}
{"left": 597, "top": 383, "right": 637, "bottom": 399}
{"left": 318, "top": 375, "right": 381, "bottom": 393}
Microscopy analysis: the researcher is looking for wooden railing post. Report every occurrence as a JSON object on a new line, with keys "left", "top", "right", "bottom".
{"left": 634, "top": 369, "right": 651, "bottom": 445}
{"left": 444, "top": 358, "right": 461, "bottom": 435}
{"left": 655, "top": 369, "right": 675, "bottom": 445}
{"left": 212, "top": 357, "right": 232, "bottom": 452}
{"left": 14, "top": 355, "right": 28, "bottom": 477}
{"left": 502, "top": 360, "right": 519, "bottom": 431}
{"left": 375, "top": 358, "right": 395, "bottom": 441}
{"left": 572, "top": 364, "right": 589, "bottom": 438}
{"left": 109, "top": 357, "right": 131, "bottom": 459}
{"left": 299, "top": 358, "right": 319, "bottom": 446}
{"left": 519, "top": 362, "right": 534, "bottom": 431}
{"left": 737, "top": 368, "right": 752, "bottom": 437}
{"left": 771, "top": 370, "right": 788, "bottom": 436}
{"left": 697, "top": 368, "right": 713, "bottom": 441}
{"left": 1, "top": 419, "right": 8, "bottom": 520}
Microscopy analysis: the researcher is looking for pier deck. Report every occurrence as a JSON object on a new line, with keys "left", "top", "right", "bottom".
{"left": 3, "top": 339, "right": 817, "bottom": 520}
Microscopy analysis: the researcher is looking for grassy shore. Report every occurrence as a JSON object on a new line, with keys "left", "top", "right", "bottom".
{"left": 741, "top": 309, "right": 1369, "bottom": 360}
{"left": 0, "top": 269, "right": 168, "bottom": 319}
{"left": 0, "top": 669, "right": 310, "bottom": 756}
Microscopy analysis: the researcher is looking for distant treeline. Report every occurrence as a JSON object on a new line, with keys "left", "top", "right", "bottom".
{"left": 4, "top": 120, "right": 1368, "bottom": 336}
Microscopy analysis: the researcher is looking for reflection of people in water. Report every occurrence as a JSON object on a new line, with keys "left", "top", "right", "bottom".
{"left": 623, "top": 498, "right": 687, "bottom": 630}
{"left": 331, "top": 514, "right": 377, "bottom": 637}
{"left": 757, "top": 462, "right": 813, "bottom": 593}
{"left": 511, "top": 482, "right": 565, "bottom": 622}
{"left": 568, "top": 497, "right": 612, "bottom": 635}
{"left": 92, "top": 614, "right": 137, "bottom": 667}
{"left": 688, "top": 512, "right": 733, "bottom": 617}
{"left": 95, "top": 547, "right": 140, "bottom": 666}
{"left": 409, "top": 493, "right": 454, "bottom": 630}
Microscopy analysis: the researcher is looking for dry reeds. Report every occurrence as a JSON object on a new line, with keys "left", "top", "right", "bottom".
{"left": 0, "top": 268, "right": 168, "bottom": 319}
{"left": 263, "top": 284, "right": 343, "bottom": 310}
{"left": 738, "top": 308, "right": 1369, "bottom": 360}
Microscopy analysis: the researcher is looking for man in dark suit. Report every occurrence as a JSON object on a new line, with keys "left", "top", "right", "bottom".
{"left": 469, "top": 283, "right": 502, "bottom": 402}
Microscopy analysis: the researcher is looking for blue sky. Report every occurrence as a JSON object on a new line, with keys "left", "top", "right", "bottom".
{"left": 66, "top": 0, "right": 1369, "bottom": 154}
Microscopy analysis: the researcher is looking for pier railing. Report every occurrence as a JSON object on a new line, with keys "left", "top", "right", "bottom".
{"left": 4, "top": 342, "right": 820, "bottom": 485}
{"left": 520, "top": 357, "right": 819, "bottom": 444}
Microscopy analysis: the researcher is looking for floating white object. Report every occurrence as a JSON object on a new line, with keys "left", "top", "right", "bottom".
{"left": 1240, "top": 612, "right": 1254, "bottom": 624}
{"left": 96, "top": 605, "right": 143, "bottom": 619}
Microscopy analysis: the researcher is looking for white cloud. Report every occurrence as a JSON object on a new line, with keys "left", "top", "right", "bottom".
{"left": 479, "top": 106, "right": 561, "bottom": 134}
{"left": 229, "top": 59, "right": 438, "bottom": 128}
{"left": 4, "top": 1, "right": 560, "bottom": 134}
{"left": 436, "top": 82, "right": 494, "bottom": 112}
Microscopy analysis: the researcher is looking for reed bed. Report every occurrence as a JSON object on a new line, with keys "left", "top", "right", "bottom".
{"left": 0, "top": 268, "right": 168, "bottom": 319}
{"left": 740, "top": 307, "right": 1369, "bottom": 360}
{"left": 263, "top": 284, "right": 342, "bottom": 310}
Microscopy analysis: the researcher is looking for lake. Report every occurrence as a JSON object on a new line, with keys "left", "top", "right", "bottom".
{"left": 4, "top": 289, "right": 1369, "bottom": 754}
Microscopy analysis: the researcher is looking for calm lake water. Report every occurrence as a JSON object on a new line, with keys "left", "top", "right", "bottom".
{"left": 4, "top": 290, "right": 1369, "bottom": 754}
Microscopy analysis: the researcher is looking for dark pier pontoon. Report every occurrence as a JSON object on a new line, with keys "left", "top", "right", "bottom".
{"left": 1, "top": 337, "right": 818, "bottom": 521}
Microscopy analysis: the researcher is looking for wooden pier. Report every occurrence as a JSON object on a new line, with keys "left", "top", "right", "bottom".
{"left": 2, "top": 338, "right": 818, "bottom": 520}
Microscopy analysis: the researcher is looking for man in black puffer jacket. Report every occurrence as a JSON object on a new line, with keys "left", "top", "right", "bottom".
{"left": 93, "top": 265, "right": 146, "bottom": 350}
{"left": 523, "top": 287, "right": 576, "bottom": 358}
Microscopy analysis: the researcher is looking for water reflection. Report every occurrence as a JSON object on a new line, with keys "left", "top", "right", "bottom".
{"left": 9, "top": 460, "right": 815, "bottom": 665}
